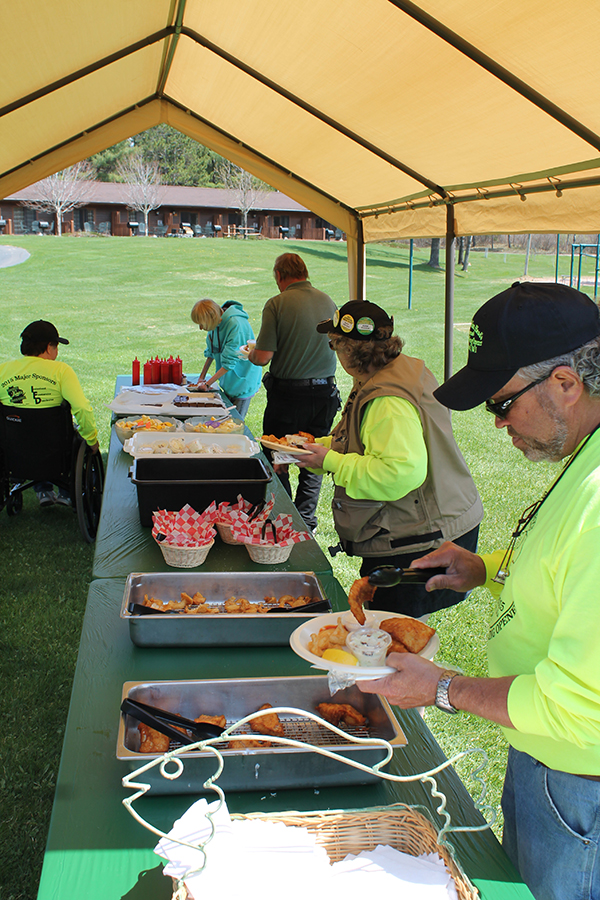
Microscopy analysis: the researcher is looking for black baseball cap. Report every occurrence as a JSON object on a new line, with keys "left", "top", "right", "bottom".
{"left": 316, "top": 300, "right": 394, "bottom": 341}
{"left": 434, "top": 282, "right": 600, "bottom": 410}
{"left": 20, "top": 320, "right": 69, "bottom": 345}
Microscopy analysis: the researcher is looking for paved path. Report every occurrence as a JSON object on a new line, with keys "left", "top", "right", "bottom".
{"left": 0, "top": 245, "right": 30, "bottom": 268}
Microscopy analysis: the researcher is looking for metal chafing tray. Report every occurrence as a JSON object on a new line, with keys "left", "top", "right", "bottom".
{"left": 117, "top": 676, "right": 406, "bottom": 793}
{"left": 120, "top": 571, "right": 332, "bottom": 646}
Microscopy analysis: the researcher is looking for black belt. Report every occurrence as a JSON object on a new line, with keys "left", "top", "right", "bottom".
{"left": 272, "top": 376, "right": 336, "bottom": 388}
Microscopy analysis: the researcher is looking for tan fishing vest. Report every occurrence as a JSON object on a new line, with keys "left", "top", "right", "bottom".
{"left": 330, "top": 353, "right": 483, "bottom": 557}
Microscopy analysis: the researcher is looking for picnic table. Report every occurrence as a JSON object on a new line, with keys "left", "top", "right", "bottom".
{"left": 35, "top": 379, "right": 534, "bottom": 900}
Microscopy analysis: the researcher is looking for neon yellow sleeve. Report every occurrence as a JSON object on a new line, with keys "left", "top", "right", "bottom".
{"left": 322, "top": 396, "right": 427, "bottom": 500}
{"left": 60, "top": 364, "right": 98, "bottom": 445}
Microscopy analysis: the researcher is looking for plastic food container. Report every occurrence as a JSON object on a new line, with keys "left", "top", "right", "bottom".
{"left": 114, "top": 415, "right": 182, "bottom": 445}
{"left": 184, "top": 416, "right": 245, "bottom": 434}
{"left": 123, "top": 431, "right": 259, "bottom": 458}
{"left": 129, "top": 456, "right": 272, "bottom": 527}
{"left": 346, "top": 627, "right": 392, "bottom": 667}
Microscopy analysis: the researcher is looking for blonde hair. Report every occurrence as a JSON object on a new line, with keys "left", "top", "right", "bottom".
{"left": 191, "top": 299, "right": 222, "bottom": 330}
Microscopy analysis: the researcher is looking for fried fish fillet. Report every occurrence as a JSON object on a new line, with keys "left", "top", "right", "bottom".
{"left": 380, "top": 617, "right": 435, "bottom": 654}
{"left": 138, "top": 722, "right": 170, "bottom": 753}
{"left": 315, "top": 702, "right": 367, "bottom": 727}
{"left": 250, "top": 703, "right": 285, "bottom": 737}
{"left": 347, "top": 576, "right": 377, "bottom": 625}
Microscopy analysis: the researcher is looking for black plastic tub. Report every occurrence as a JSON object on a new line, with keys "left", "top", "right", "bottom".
{"left": 130, "top": 456, "right": 272, "bottom": 526}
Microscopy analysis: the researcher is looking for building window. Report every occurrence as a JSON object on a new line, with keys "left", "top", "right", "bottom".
{"left": 274, "top": 216, "right": 289, "bottom": 228}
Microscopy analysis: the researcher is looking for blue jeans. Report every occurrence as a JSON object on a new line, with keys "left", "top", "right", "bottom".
{"left": 502, "top": 747, "right": 600, "bottom": 900}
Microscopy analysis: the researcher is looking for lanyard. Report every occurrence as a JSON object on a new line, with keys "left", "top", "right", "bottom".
{"left": 493, "top": 423, "right": 600, "bottom": 584}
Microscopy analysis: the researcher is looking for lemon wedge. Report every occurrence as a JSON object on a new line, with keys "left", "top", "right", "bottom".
{"left": 322, "top": 648, "right": 359, "bottom": 666}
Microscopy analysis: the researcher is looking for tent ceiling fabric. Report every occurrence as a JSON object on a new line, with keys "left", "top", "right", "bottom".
{"left": 3, "top": 0, "right": 600, "bottom": 241}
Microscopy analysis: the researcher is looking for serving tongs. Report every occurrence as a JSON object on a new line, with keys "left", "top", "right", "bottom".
{"left": 367, "top": 565, "right": 447, "bottom": 587}
{"left": 121, "top": 697, "right": 225, "bottom": 745}
{"left": 267, "top": 598, "right": 331, "bottom": 614}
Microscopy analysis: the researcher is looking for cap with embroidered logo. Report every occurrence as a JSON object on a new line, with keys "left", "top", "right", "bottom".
{"left": 433, "top": 282, "right": 600, "bottom": 410}
{"left": 316, "top": 300, "right": 393, "bottom": 341}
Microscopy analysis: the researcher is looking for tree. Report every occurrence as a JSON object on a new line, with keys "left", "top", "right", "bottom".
{"left": 132, "top": 125, "right": 224, "bottom": 186}
{"left": 20, "top": 162, "right": 95, "bottom": 236}
{"left": 427, "top": 237, "right": 441, "bottom": 269}
{"left": 88, "top": 140, "right": 133, "bottom": 181}
{"left": 116, "top": 155, "right": 165, "bottom": 235}
{"left": 216, "top": 160, "right": 271, "bottom": 235}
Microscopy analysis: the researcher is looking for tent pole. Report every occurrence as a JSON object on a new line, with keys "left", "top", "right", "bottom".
{"left": 444, "top": 204, "right": 456, "bottom": 381}
{"left": 347, "top": 218, "right": 366, "bottom": 300}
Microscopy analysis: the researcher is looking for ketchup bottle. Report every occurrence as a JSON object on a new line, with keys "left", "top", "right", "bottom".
{"left": 172, "top": 356, "right": 183, "bottom": 385}
{"left": 132, "top": 357, "right": 140, "bottom": 385}
{"left": 160, "top": 357, "right": 170, "bottom": 383}
{"left": 143, "top": 360, "right": 152, "bottom": 385}
{"left": 151, "top": 356, "right": 161, "bottom": 384}
{"left": 167, "top": 355, "right": 175, "bottom": 383}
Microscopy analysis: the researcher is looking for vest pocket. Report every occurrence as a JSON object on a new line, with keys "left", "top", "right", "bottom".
{"left": 332, "top": 497, "right": 386, "bottom": 542}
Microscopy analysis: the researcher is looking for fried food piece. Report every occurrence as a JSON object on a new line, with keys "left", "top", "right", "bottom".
{"left": 315, "top": 703, "right": 367, "bottom": 727}
{"left": 234, "top": 733, "right": 271, "bottom": 749}
{"left": 297, "top": 431, "right": 315, "bottom": 442}
{"left": 347, "top": 576, "right": 377, "bottom": 625}
{"left": 224, "top": 596, "right": 242, "bottom": 613}
{"left": 181, "top": 591, "right": 207, "bottom": 606}
{"left": 138, "top": 722, "right": 170, "bottom": 753}
{"left": 387, "top": 639, "right": 409, "bottom": 655}
{"left": 380, "top": 617, "right": 436, "bottom": 654}
{"left": 308, "top": 617, "right": 349, "bottom": 656}
{"left": 250, "top": 703, "right": 285, "bottom": 737}
{"left": 194, "top": 714, "right": 227, "bottom": 729}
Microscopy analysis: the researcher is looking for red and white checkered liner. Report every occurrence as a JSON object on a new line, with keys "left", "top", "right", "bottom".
{"left": 222, "top": 493, "right": 311, "bottom": 547}
{"left": 152, "top": 503, "right": 217, "bottom": 547}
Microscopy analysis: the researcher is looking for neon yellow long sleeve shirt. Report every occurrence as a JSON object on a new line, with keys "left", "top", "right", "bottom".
{"left": 481, "top": 430, "right": 600, "bottom": 774}
{"left": 320, "top": 395, "right": 428, "bottom": 500}
{"left": 0, "top": 356, "right": 98, "bottom": 446}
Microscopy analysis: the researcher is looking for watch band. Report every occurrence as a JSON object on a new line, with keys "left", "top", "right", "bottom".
{"left": 435, "top": 669, "right": 460, "bottom": 714}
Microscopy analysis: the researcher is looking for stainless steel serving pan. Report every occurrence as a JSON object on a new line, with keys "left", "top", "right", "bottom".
{"left": 117, "top": 676, "right": 406, "bottom": 794}
{"left": 120, "top": 571, "right": 332, "bottom": 647}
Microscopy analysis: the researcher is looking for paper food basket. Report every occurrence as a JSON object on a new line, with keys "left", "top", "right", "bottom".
{"left": 158, "top": 540, "right": 214, "bottom": 568}
{"left": 174, "top": 804, "right": 478, "bottom": 900}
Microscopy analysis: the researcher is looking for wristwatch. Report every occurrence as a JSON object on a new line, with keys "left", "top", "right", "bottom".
{"left": 435, "top": 669, "right": 460, "bottom": 714}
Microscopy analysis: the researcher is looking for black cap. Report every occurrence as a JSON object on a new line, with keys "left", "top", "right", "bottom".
{"left": 20, "top": 320, "right": 69, "bottom": 345}
{"left": 316, "top": 300, "right": 394, "bottom": 341}
{"left": 434, "top": 282, "right": 600, "bottom": 410}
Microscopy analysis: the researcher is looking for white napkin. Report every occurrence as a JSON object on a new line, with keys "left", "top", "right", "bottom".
{"left": 154, "top": 801, "right": 459, "bottom": 900}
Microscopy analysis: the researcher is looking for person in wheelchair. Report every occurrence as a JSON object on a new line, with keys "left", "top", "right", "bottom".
{"left": 0, "top": 319, "right": 99, "bottom": 507}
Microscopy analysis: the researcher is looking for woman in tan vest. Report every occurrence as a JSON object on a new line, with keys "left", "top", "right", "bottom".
{"left": 297, "top": 300, "right": 483, "bottom": 619}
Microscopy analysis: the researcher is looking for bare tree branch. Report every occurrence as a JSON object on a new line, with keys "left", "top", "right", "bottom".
{"left": 116, "top": 155, "right": 165, "bottom": 235}
{"left": 216, "top": 161, "right": 270, "bottom": 236}
{"left": 20, "top": 162, "right": 95, "bottom": 236}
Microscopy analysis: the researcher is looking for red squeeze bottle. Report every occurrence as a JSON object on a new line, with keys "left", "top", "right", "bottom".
{"left": 167, "top": 355, "right": 175, "bottom": 383}
{"left": 143, "top": 360, "right": 152, "bottom": 385}
{"left": 172, "top": 356, "right": 183, "bottom": 385}
{"left": 151, "top": 356, "right": 161, "bottom": 384}
{"left": 132, "top": 357, "right": 140, "bottom": 386}
{"left": 160, "top": 358, "right": 170, "bottom": 383}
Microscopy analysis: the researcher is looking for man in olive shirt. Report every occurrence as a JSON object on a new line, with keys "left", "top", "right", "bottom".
{"left": 249, "top": 253, "right": 340, "bottom": 531}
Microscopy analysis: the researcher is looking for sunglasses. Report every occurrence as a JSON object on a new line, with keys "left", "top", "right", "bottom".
{"left": 485, "top": 373, "right": 551, "bottom": 418}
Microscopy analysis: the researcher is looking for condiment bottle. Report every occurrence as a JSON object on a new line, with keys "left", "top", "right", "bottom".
{"left": 143, "top": 360, "right": 152, "bottom": 385}
{"left": 172, "top": 356, "right": 183, "bottom": 385}
{"left": 151, "top": 356, "right": 161, "bottom": 384}
{"left": 132, "top": 357, "right": 140, "bottom": 385}
{"left": 160, "top": 357, "right": 170, "bottom": 383}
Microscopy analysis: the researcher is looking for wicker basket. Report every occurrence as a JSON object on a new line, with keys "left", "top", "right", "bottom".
{"left": 157, "top": 540, "right": 214, "bottom": 568}
{"left": 215, "top": 522, "right": 239, "bottom": 545}
{"left": 245, "top": 542, "right": 293, "bottom": 564}
{"left": 176, "top": 804, "right": 477, "bottom": 900}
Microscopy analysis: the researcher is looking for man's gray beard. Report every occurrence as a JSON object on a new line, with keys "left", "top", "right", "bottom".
{"left": 518, "top": 390, "right": 570, "bottom": 462}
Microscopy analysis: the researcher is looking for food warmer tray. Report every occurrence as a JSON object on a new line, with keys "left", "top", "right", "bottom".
{"left": 120, "top": 571, "right": 332, "bottom": 646}
{"left": 123, "top": 431, "right": 260, "bottom": 458}
{"left": 117, "top": 676, "right": 406, "bottom": 794}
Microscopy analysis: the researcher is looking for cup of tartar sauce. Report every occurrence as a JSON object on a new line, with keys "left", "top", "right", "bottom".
{"left": 346, "top": 627, "right": 392, "bottom": 667}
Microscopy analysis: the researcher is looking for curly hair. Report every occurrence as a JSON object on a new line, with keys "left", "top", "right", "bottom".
{"left": 518, "top": 336, "right": 600, "bottom": 398}
{"left": 191, "top": 299, "right": 222, "bottom": 330}
{"left": 330, "top": 328, "right": 403, "bottom": 374}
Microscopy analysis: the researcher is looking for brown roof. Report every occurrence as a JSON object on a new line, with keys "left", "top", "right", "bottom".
{"left": 4, "top": 181, "right": 310, "bottom": 212}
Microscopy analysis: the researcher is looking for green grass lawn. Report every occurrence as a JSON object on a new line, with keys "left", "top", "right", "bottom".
{"left": 0, "top": 233, "right": 587, "bottom": 899}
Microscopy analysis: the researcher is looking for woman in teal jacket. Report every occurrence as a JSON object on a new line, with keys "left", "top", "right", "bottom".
{"left": 190, "top": 298, "right": 261, "bottom": 418}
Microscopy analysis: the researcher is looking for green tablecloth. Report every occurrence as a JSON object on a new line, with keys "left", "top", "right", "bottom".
{"left": 37, "top": 579, "right": 531, "bottom": 900}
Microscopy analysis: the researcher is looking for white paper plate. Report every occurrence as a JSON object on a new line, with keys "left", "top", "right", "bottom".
{"left": 261, "top": 439, "right": 311, "bottom": 455}
{"left": 289, "top": 611, "right": 440, "bottom": 681}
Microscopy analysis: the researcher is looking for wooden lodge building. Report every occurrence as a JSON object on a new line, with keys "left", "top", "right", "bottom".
{"left": 0, "top": 182, "right": 345, "bottom": 240}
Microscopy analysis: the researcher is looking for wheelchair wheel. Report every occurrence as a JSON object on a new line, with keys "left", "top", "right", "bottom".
{"left": 74, "top": 442, "right": 104, "bottom": 543}
{"left": 6, "top": 490, "right": 23, "bottom": 516}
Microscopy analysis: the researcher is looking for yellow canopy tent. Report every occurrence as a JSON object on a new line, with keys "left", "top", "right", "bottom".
{"left": 2, "top": 0, "right": 600, "bottom": 370}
